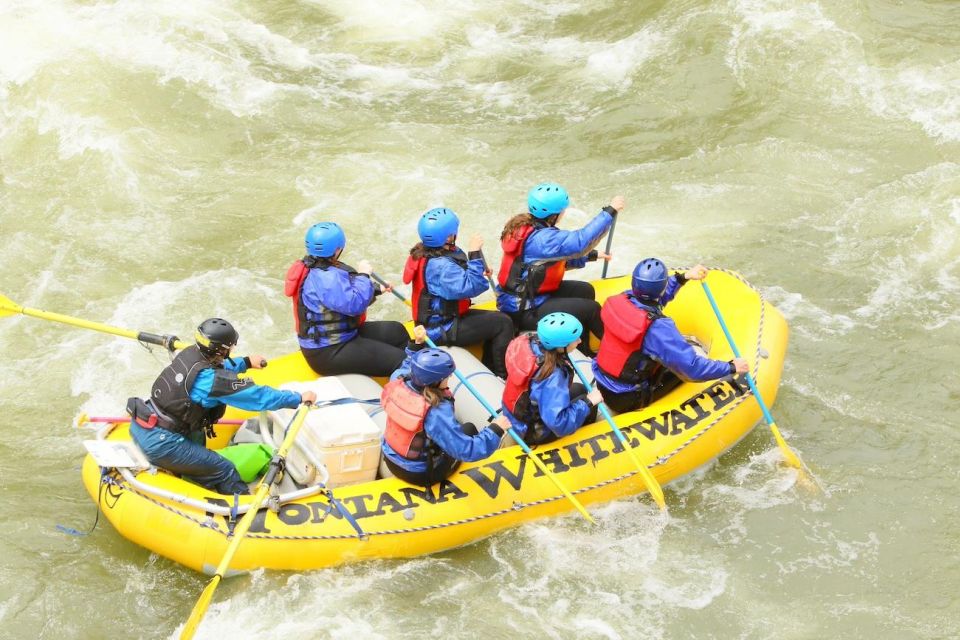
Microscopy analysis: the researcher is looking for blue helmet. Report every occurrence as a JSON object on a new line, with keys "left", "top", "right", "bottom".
{"left": 537, "top": 312, "right": 583, "bottom": 350}
{"left": 632, "top": 258, "right": 669, "bottom": 300}
{"left": 417, "top": 208, "right": 460, "bottom": 248}
{"left": 409, "top": 348, "right": 456, "bottom": 387}
{"left": 527, "top": 183, "right": 569, "bottom": 219}
{"left": 305, "top": 222, "right": 346, "bottom": 258}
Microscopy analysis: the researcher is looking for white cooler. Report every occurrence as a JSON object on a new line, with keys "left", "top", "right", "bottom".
{"left": 272, "top": 378, "right": 382, "bottom": 488}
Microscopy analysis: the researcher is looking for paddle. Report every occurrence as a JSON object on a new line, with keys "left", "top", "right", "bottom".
{"left": 180, "top": 402, "right": 312, "bottom": 640}
{"left": 370, "top": 273, "right": 412, "bottom": 307}
{"left": 700, "top": 280, "right": 807, "bottom": 474}
{"left": 419, "top": 334, "right": 596, "bottom": 525}
{"left": 600, "top": 215, "right": 617, "bottom": 279}
{"left": 372, "top": 271, "right": 594, "bottom": 521}
{"left": 77, "top": 415, "right": 245, "bottom": 427}
{"left": 0, "top": 292, "right": 187, "bottom": 351}
{"left": 567, "top": 358, "right": 667, "bottom": 511}
{"left": 477, "top": 249, "right": 498, "bottom": 295}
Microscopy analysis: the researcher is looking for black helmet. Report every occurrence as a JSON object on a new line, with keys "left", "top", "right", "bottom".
{"left": 195, "top": 318, "right": 238, "bottom": 359}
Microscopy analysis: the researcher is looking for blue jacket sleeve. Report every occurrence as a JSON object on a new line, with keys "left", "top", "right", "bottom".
{"left": 189, "top": 368, "right": 303, "bottom": 411}
{"left": 389, "top": 345, "right": 424, "bottom": 381}
{"left": 424, "top": 253, "right": 488, "bottom": 300}
{"left": 658, "top": 274, "right": 685, "bottom": 306}
{"left": 643, "top": 318, "right": 733, "bottom": 381}
{"left": 424, "top": 401, "right": 501, "bottom": 462}
{"left": 529, "top": 368, "right": 592, "bottom": 437}
{"left": 524, "top": 209, "right": 614, "bottom": 263}
{"left": 302, "top": 268, "right": 375, "bottom": 317}
{"left": 223, "top": 356, "right": 249, "bottom": 373}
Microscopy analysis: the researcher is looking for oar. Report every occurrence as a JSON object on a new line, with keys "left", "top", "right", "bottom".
{"left": 77, "top": 415, "right": 245, "bottom": 427}
{"left": 0, "top": 292, "right": 186, "bottom": 351}
{"left": 371, "top": 272, "right": 593, "bottom": 521}
{"left": 567, "top": 358, "right": 667, "bottom": 511}
{"left": 180, "top": 402, "right": 312, "bottom": 640}
{"left": 370, "top": 272, "right": 412, "bottom": 307}
{"left": 600, "top": 216, "right": 618, "bottom": 279}
{"left": 477, "top": 249, "right": 498, "bottom": 295}
{"left": 700, "top": 281, "right": 806, "bottom": 472}
{"left": 421, "top": 335, "right": 596, "bottom": 524}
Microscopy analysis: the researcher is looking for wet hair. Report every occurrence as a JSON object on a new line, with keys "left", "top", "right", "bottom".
{"left": 409, "top": 242, "right": 451, "bottom": 260}
{"left": 534, "top": 347, "right": 564, "bottom": 382}
{"left": 501, "top": 212, "right": 559, "bottom": 240}
{"left": 422, "top": 384, "right": 447, "bottom": 408}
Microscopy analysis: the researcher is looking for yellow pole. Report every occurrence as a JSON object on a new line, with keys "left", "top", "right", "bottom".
{"left": 180, "top": 404, "right": 312, "bottom": 639}
{"left": 0, "top": 292, "right": 187, "bottom": 350}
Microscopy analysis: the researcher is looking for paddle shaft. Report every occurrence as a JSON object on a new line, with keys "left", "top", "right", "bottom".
{"left": 567, "top": 357, "right": 667, "bottom": 511}
{"left": 699, "top": 282, "right": 776, "bottom": 424}
{"left": 700, "top": 281, "right": 804, "bottom": 470}
{"left": 370, "top": 272, "right": 412, "bottom": 307}
{"left": 477, "top": 249, "right": 498, "bottom": 294}
{"left": 422, "top": 336, "right": 595, "bottom": 524}
{"left": 600, "top": 215, "right": 618, "bottom": 279}
{"left": 0, "top": 294, "right": 187, "bottom": 351}
{"left": 180, "top": 403, "right": 312, "bottom": 640}
{"left": 83, "top": 416, "right": 245, "bottom": 426}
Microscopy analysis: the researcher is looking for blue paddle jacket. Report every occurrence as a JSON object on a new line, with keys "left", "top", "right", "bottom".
{"left": 592, "top": 275, "right": 734, "bottom": 393}
{"left": 189, "top": 356, "right": 303, "bottom": 411}
{"left": 423, "top": 248, "right": 488, "bottom": 341}
{"left": 502, "top": 339, "right": 593, "bottom": 439}
{"left": 380, "top": 347, "right": 503, "bottom": 474}
{"left": 496, "top": 208, "right": 614, "bottom": 313}
{"left": 297, "top": 264, "right": 377, "bottom": 349}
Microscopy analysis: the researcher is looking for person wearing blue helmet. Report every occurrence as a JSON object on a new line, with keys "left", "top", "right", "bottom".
{"left": 592, "top": 258, "right": 749, "bottom": 413}
{"left": 500, "top": 312, "right": 601, "bottom": 445}
{"left": 285, "top": 221, "right": 409, "bottom": 376}
{"left": 402, "top": 207, "right": 513, "bottom": 378}
{"left": 380, "top": 326, "right": 510, "bottom": 486}
{"left": 496, "top": 184, "right": 624, "bottom": 355}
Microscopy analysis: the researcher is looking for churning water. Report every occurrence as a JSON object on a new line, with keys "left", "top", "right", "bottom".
{"left": 1, "top": 1, "right": 959, "bottom": 638}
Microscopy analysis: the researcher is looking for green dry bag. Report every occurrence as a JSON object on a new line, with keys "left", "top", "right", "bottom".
{"left": 218, "top": 443, "right": 274, "bottom": 482}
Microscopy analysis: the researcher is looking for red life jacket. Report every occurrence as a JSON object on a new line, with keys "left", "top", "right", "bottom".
{"left": 284, "top": 257, "right": 366, "bottom": 340}
{"left": 402, "top": 253, "right": 471, "bottom": 326}
{"left": 381, "top": 378, "right": 432, "bottom": 460}
{"left": 497, "top": 224, "right": 566, "bottom": 308}
{"left": 595, "top": 293, "right": 662, "bottom": 384}
{"left": 501, "top": 334, "right": 544, "bottom": 420}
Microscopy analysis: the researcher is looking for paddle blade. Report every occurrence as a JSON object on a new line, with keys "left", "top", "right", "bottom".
{"left": 769, "top": 422, "right": 804, "bottom": 470}
{"left": 0, "top": 293, "right": 23, "bottom": 318}
{"left": 624, "top": 447, "right": 667, "bottom": 512}
{"left": 180, "top": 575, "right": 222, "bottom": 640}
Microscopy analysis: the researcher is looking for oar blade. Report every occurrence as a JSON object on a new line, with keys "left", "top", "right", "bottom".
{"left": 0, "top": 293, "right": 23, "bottom": 318}
{"left": 770, "top": 422, "right": 804, "bottom": 470}
{"left": 625, "top": 447, "right": 667, "bottom": 512}
{"left": 180, "top": 575, "right": 222, "bottom": 640}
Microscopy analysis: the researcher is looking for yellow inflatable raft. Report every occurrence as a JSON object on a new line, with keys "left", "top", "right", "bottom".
{"left": 81, "top": 270, "right": 787, "bottom": 574}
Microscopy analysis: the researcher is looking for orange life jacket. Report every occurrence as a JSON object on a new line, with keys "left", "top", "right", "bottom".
{"left": 497, "top": 224, "right": 566, "bottom": 309}
{"left": 381, "top": 378, "right": 432, "bottom": 460}
{"left": 595, "top": 293, "right": 662, "bottom": 384}
{"left": 402, "top": 254, "right": 471, "bottom": 327}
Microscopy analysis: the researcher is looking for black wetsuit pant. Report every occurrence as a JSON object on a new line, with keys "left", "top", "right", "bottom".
{"left": 301, "top": 321, "right": 409, "bottom": 377}
{"left": 509, "top": 280, "right": 604, "bottom": 355}
{"left": 429, "top": 309, "right": 514, "bottom": 378}
{"left": 596, "top": 372, "right": 684, "bottom": 413}
{"left": 383, "top": 423, "right": 479, "bottom": 487}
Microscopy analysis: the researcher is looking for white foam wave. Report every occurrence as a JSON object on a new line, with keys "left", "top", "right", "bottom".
{"left": 71, "top": 269, "right": 291, "bottom": 414}
{"left": 726, "top": 0, "right": 960, "bottom": 143}
{"left": 762, "top": 285, "right": 857, "bottom": 340}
